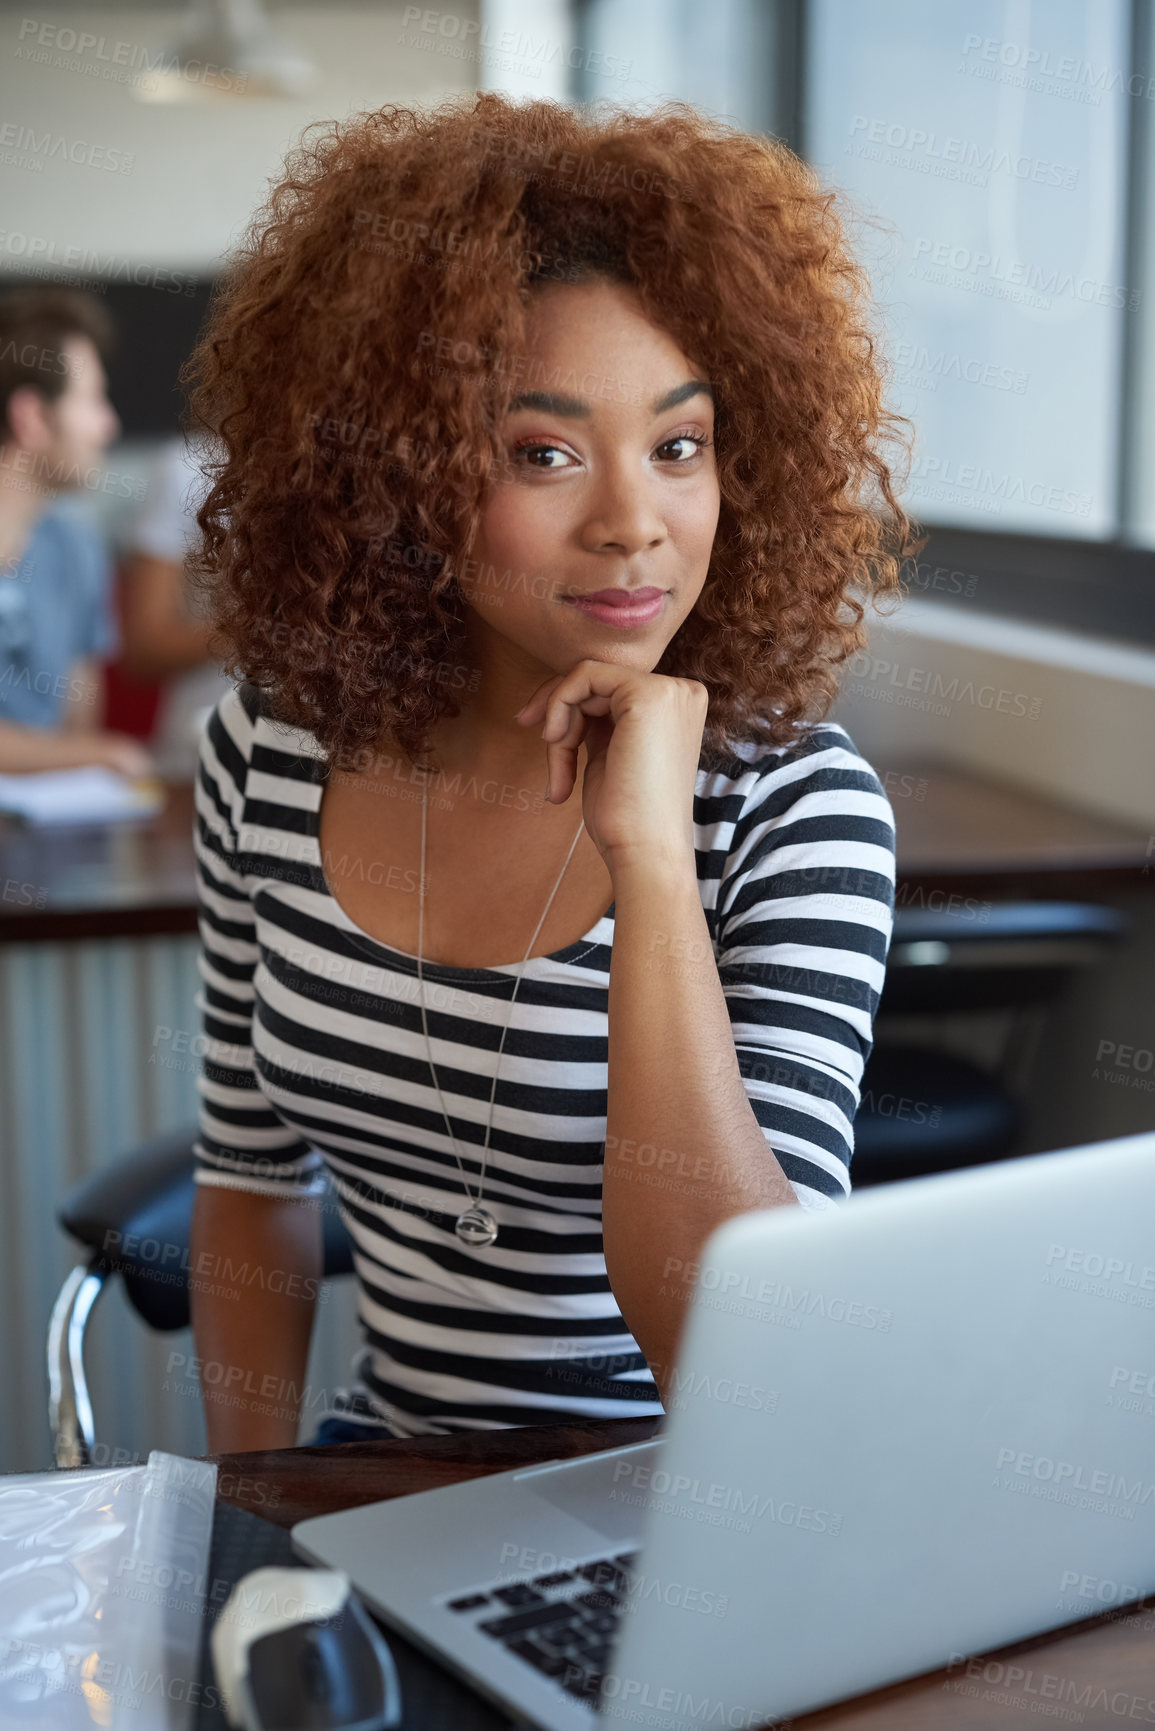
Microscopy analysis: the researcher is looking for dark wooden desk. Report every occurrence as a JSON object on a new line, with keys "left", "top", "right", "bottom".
{"left": 206, "top": 1419, "right": 1155, "bottom": 1730}
{"left": 0, "top": 780, "right": 197, "bottom": 942}
{"left": 0, "top": 763, "right": 1150, "bottom": 945}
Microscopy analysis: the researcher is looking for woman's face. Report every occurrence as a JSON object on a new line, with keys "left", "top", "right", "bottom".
{"left": 456, "top": 277, "right": 720, "bottom": 685}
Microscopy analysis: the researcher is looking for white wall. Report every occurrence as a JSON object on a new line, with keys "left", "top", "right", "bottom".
{"left": 479, "top": 0, "right": 573, "bottom": 99}
{"left": 0, "top": 4, "right": 481, "bottom": 273}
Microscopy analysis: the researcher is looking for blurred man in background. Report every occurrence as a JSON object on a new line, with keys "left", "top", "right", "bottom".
{"left": 0, "top": 286, "right": 152, "bottom": 776}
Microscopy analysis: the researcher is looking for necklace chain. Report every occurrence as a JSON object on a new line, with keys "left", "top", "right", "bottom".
{"left": 415, "top": 766, "right": 585, "bottom": 1247}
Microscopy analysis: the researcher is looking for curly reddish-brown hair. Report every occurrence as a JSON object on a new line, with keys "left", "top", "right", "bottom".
{"left": 183, "top": 90, "right": 918, "bottom": 774}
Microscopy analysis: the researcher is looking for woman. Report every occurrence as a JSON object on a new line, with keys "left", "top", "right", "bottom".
{"left": 184, "top": 92, "right": 914, "bottom": 1453}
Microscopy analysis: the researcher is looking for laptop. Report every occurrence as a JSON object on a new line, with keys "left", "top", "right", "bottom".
{"left": 292, "top": 1132, "right": 1155, "bottom": 1729}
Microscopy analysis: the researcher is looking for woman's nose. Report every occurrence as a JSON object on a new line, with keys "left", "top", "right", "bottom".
{"left": 580, "top": 471, "right": 666, "bottom": 555}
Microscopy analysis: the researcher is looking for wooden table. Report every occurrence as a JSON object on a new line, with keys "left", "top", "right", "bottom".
{"left": 874, "top": 759, "right": 1153, "bottom": 897}
{"left": 0, "top": 780, "right": 197, "bottom": 942}
{"left": 0, "top": 763, "right": 1150, "bottom": 945}
{"left": 205, "top": 1419, "right": 1155, "bottom": 1730}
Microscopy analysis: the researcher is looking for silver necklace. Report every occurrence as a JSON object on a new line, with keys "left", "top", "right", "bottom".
{"left": 416, "top": 767, "right": 585, "bottom": 1247}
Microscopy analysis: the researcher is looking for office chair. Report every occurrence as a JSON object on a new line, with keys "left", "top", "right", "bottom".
{"left": 852, "top": 900, "right": 1128, "bottom": 1186}
{"left": 48, "top": 1124, "right": 355, "bottom": 1469}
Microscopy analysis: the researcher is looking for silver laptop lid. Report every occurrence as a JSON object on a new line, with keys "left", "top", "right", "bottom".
{"left": 605, "top": 1133, "right": 1155, "bottom": 1727}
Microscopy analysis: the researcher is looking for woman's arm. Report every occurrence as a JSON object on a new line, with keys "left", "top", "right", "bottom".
{"left": 190, "top": 1185, "right": 323, "bottom": 1452}
{"left": 601, "top": 741, "right": 895, "bottom": 1402}
{"left": 602, "top": 861, "right": 798, "bottom": 1401}
{"left": 191, "top": 687, "right": 332, "bottom": 1446}
{"left": 519, "top": 666, "right": 887, "bottom": 1398}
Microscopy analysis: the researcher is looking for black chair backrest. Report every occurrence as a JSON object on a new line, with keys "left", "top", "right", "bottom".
{"left": 880, "top": 901, "right": 1128, "bottom": 1017}
{"left": 57, "top": 1127, "right": 354, "bottom": 1331}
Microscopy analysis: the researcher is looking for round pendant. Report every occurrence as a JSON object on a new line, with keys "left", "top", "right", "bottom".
{"left": 455, "top": 1205, "right": 499, "bottom": 1247}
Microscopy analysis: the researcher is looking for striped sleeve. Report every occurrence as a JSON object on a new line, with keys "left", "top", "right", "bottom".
{"left": 714, "top": 729, "right": 896, "bottom": 1209}
{"left": 192, "top": 684, "right": 328, "bottom": 1199}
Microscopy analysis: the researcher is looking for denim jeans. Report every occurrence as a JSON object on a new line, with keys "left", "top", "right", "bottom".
{"left": 308, "top": 1414, "right": 397, "bottom": 1445}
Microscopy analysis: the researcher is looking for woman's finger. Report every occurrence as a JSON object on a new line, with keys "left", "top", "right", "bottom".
{"left": 543, "top": 703, "right": 587, "bottom": 802}
{"left": 514, "top": 676, "right": 566, "bottom": 726}
{"left": 542, "top": 693, "right": 612, "bottom": 737}
{"left": 541, "top": 698, "right": 588, "bottom": 744}
{"left": 542, "top": 688, "right": 618, "bottom": 801}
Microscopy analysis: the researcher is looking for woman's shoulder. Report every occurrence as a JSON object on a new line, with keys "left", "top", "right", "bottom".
{"left": 205, "top": 682, "right": 326, "bottom": 787}
{"left": 699, "top": 720, "right": 894, "bottom": 811}
{"left": 696, "top": 720, "right": 896, "bottom": 891}
{"left": 702, "top": 723, "right": 896, "bottom": 936}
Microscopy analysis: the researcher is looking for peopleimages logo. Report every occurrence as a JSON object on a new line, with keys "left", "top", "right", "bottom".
{"left": 847, "top": 651, "right": 1043, "bottom": 719}
{"left": 848, "top": 115, "right": 1078, "bottom": 189}
{"left": 944, "top": 1651, "right": 1155, "bottom": 1722}
{"left": 1057, "top": 1568, "right": 1150, "bottom": 1607}
{"left": 399, "top": 7, "right": 633, "bottom": 80}
{"left": 660, "top": 1257, "right": 893, "bottom": 1331}
{"left": 996, "top": 1447, "right": 1155, "bottom": 1499}
{"left": 598, "top": 1675, "right": 765, "bottom": 1727}
{"left": 1045, "top": 1244, "right": 1155, "bottom": 1287}
{"left": 959, "top": 32, "right": 1155, "bottom": 101}
{"left": 909, "top": 237, "right": 1138, "bottom": 311}
{"left": 0, "top": 122, "right": 135, "bottom": 173}
{"left": 0, "top": 230, "right": 198, "bottom": 293}
{"left": 611, "top": 1459, "right": 843, "bottom": 1536}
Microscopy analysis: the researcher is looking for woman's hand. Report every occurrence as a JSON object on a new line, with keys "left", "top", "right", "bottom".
{"left": 513, "top": 660, "right": 708, "bottom": 874}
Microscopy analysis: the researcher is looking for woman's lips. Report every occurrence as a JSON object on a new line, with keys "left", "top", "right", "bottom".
{"left": 564, "top": 591, "right": 669, "bottom": 628}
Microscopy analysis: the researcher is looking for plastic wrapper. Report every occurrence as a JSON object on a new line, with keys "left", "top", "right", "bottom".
{"left": 0, "top": 1450, "right": 218, "bottom": 1728}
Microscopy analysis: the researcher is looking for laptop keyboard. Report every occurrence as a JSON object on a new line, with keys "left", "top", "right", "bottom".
{"left": 444, "top": 1550, "right": 637, "bottom": 1705}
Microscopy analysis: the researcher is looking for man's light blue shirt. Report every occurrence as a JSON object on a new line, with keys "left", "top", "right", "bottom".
{"left": 0, "top": 502, "right": 119, "bottom": 727}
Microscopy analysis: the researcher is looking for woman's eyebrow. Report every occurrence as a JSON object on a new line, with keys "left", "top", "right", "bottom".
{"left": 506, "top": 379, "right": 715, "bottom": 417}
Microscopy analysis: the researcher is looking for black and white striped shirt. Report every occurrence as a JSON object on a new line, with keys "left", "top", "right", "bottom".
{"left": 192, "top": 681, "right": 895, "bottom": 1435}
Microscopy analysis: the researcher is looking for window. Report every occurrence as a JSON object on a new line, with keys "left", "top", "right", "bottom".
{"left": 804, "top": 0, "right": 1131, "bottom": 542}
{"left": 567, "top": 0, "right": 1155, "bottom": 638}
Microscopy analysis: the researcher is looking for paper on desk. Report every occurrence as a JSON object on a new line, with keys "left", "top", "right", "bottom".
{"left": 0, "top": 1450, "right": 217, "bottom": 1730}
{"left": 0, "top": 767, "right": 165, "bottom": 826}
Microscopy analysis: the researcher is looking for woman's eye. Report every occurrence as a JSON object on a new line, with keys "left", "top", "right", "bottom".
{"left": 656, "top": 434, "right": 709, "bottom": 462}
{"left": 512, "top": 442, "right": 572, "bottom": 469}
{"left": 510, "top": 433, "right": 710, "bottom": 469}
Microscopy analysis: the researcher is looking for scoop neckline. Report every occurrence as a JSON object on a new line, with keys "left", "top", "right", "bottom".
{"left": 304, "top": 768, "right": 615, "bottom": 983}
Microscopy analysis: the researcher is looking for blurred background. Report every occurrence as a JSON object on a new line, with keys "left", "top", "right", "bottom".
{"left": 1, "top": 0, "right": 1153, "bottom": 1475}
